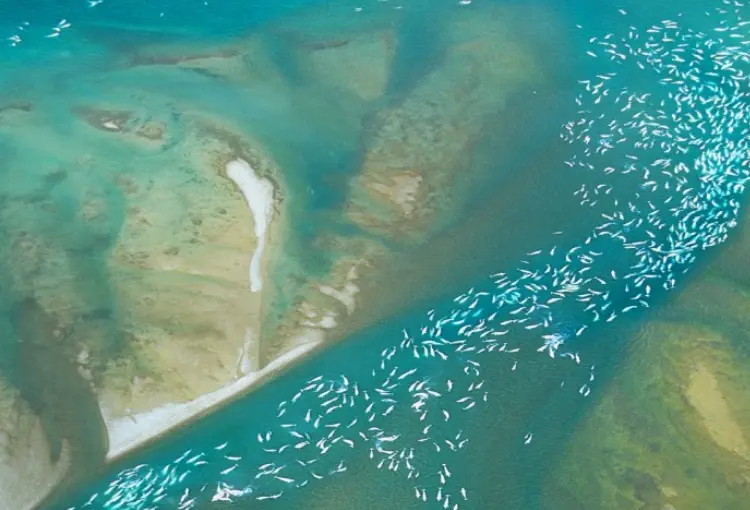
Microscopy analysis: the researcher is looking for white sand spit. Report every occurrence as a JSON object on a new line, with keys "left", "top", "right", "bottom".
{"left": 225, "top": 159, "right": 275, "bottom": 292}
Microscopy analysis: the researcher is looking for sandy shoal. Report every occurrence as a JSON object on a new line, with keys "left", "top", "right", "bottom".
{"left": 103, "top": 337, "right": 323, "bottom": 461}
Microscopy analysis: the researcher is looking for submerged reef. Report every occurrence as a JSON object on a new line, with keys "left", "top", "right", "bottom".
{"left": 347, "top": 7, "right": 547, "bottom": 242}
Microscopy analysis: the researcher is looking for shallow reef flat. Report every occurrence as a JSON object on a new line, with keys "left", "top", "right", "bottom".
{"left": 0, "top": 2, "right": 561, "bottom": 508}
{"left": 346, "top": 4, "right": 551, "bottom": 243}
{"left": 544, "top": 249, "right": 750, "bottom": 509}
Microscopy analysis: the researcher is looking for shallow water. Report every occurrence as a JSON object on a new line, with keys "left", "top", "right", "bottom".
{"left": 2, "top": 0, "right": 750, "bottom": 509}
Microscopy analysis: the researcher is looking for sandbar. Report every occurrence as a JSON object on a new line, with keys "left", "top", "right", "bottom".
{"left": 103, "top": 338, "right": 322, "bottom": 461}
{"left": 686, "top": 362, "right": 750, "bottom": 459}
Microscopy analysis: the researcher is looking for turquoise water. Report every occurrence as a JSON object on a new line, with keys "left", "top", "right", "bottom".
{"left": 2, "top": 0, "right": 750, "bottom": 508}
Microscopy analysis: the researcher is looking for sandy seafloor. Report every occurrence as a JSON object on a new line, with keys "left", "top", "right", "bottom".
{"left": 1, "top": 0, "right": 750, "bottom": 509}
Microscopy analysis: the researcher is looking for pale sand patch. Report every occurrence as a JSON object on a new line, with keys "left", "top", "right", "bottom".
{"left": 236, "top": 327, "right": 259, "bottom": 376}
{"left": 298, "top": 301, "right": 339, "bottom": 330}
{"left": 299, "top": 262, "right": 362, "bottom": 331}
{"left": 103, "top": 337, "right": 322, "bottom": 461}
{"left": 318, "top": 265, "right": 360, "bottom": 315}
{"left": 225, "top": 159, "right": 275, "bottom": 292}
{"left": 661, "top": 486, "right": 679, "bottom": 498}
{"left": 686, "top": 362, "right": 750, "bottom": 459}
{"left": 366, "top": 172, "right": 424, "bottom": 217}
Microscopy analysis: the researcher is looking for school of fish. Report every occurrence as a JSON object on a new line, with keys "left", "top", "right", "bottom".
{"left": 47, "top": 0, "right": 750, "bottom": 508}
